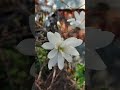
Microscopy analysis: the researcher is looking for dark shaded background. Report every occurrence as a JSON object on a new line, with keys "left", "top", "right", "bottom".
{"left": 86, "top": 0, "right": 120, "bottom": 90}
{"left": 0, "top": 0, "right": 35, "bottom": 90}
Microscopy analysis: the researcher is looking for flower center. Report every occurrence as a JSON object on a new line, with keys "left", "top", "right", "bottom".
{"left": 58, "top": 46, "right": 64, "bottom": 52}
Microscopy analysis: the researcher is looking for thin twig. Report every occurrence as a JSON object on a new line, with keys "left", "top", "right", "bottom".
{"left": 60, "top": 0, "right": 72, "bottom": 9}
{"left": 35, "top": 82, "right": 42, "bottom": 90}
{"left": 51, "top": 67, "right": 57, "bottom": 83}
{"left": 37, "top": 61, "right": 48, "bottom": 80}
{"left": 47, "top": 67, "right": 57, "bottom": 90}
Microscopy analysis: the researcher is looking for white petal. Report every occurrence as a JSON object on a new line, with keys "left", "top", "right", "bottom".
{"left": 62, "top": 37, "right": 83, "bottom": 47}
{"left": 70, "top": 21, "right": 77, "bottom": 26}
{"left": 64, "top": 46, "right": 79, "bottom": 56}
{"left": 58, "top": 53, "right": 65, "bottom": 70}
{"left": 67, "top": 18, "right": 75, "bottom": 22}
{"left": 42, "top": 42, "right": 54, "bottom": 50}
{"left": 54, "top": 32, "right": 62, "bottom": 41}
{"left": 47, "top": 32, "right": 61, "bottom": 45}
{"left": 80, "top": 4, "right": 85, "bottom": 9}
{"left": 62, "top": 52, "right": 72, "bottom": 62}
{"left": 75, "top": 20, "right": 81, "bottom": 26}
{"left": 48, "top": 49, "right": 58, "bottom": 59}
{"left": 48, "top": 55, "right": 57, "bottom": 70}
{"left": 79, "top": 11, "right": 85, "bottom": 22}
{"left": 47, "top": 32, "right": 57, "bottom": 44}
{"left": 79, "top": 20, "right": 85, "bottom": 29}
{"left": 74, "top": 11, "right": 81, "bottom": 20}
{"left": 47, "top": 0, "right": 54, "bottom": 6}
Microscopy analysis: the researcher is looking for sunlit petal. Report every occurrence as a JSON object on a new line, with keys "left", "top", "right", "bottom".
{"left": 54, "top": 32, "right": 62, "bottom": 41}
{"left": 47, "top": 32, "right": 57, "bottom": 45}
{"left": 62, "top": 37, "right": 83, "bottom": 47}
{"left": 42, "top": 42, "right": 54, "bottom": 50}
{"left": 64, "top": 46, "right": 79, "bottom": 56}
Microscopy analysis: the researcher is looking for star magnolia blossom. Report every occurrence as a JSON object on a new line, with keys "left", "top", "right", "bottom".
{"left": 42, "top": 32, "right": 83, "bottom": 70}
{"left": 67, "top": 11, "right": 85, "bottom": 30}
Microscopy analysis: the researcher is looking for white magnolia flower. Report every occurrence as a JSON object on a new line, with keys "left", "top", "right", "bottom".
{"left": 42, "top": 32, "right": 83, "bottom": 70}
{"left": 67, "top": 11, "right": 85, "bottom": 29}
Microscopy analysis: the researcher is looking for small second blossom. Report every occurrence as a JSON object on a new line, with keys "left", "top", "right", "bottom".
{"left": 67, "top": 11, "right": 85, "bottom": 30}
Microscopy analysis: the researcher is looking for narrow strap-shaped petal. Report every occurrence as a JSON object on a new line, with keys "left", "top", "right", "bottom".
{"left": 54, "top": 32, "right": 62, "bottom": 41}
{"left": 62, "top": 52, "right": 72, "bottom": 62}
{"left": 74, "top": 11, "right": 81, "bottom": 20}
{"left": 47, "top": 32, "right": 61, "bottom": 45}
{"left": 79, "top": 11, "right": 85, "bottom": 22}
{"left": 62, "top": 37, "right": 83, "bottom": 47}
{"left": 58, "top": 53, "right": 65, "bottom": 70}
{"left": 48, "top": 49, "right": 58, "bottom": 59}
{"left": 64, "top": 46, "right": 79, "bottom": 56}
{"left": 42, "top": 42, "right": 54, "bottom": 50}
{"left": 67, "top": 18, "right": 75, "bottom": 22}
{"left": 48, "top": 55, "right": 58, "bottom": 70}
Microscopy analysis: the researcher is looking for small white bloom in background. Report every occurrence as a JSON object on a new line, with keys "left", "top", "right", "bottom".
{"left": 79, "top": 0, "right": 85, "bottom": 9}
{"left": 42, "top": 32, "right": 83, "bottom": 70}
{"left": 35, "top": 14, "right": 40, "bottom": 22}
{"left": 67, "top": 11, "right": 85, "bottom": 30}
{"left": 38, "top": 0, "right": 56, "bottom": 13}
{"left": 72, "top": 43, "right": 85, "bottom": 66}
{"left": 52, "top": 4, "right": 57, "bottom": 11}
{"left": 39, "top": 0, "right": 55, "bottom": 6}
{"left": 47, "top": 0, "right": 55, "bottom": 6}
{"left": 74, "top": 55, "right": 84, "bottom": 64}
{"left": 38, "top": 0, "right": 45, "bottom": 4}
{"left": 40, "top": 6, "right": 52, "bottom": 13}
